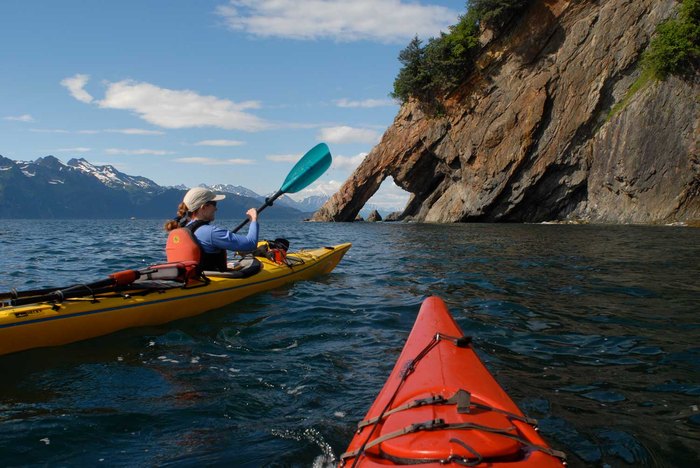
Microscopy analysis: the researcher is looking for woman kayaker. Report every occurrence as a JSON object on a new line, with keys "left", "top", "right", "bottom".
{"left": 164, "top": 187, "right": 259, "bottom": 271}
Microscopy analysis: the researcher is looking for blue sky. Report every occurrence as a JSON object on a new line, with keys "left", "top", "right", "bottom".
{"left": 1, "top": 0, "right": 463, "bottom": 210}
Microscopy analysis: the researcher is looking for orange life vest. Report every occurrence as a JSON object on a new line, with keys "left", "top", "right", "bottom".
{"left": 166, "top": 227, "right": 201, "bottom": 264}
{"left": 165, "top": 221, "right": 227, "bottom": 271}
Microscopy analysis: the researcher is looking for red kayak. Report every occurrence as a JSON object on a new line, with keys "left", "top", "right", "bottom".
{"left": 340, "top": 296, "right": 566, "bottom": 467}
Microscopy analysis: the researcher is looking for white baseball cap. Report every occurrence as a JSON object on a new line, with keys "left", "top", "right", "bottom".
{"left": 183, "top": 187, "right": 226, "bottom": 212}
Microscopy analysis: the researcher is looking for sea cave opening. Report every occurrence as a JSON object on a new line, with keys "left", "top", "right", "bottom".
{"left": 361, "top": 176, "right": 412, "bottom": 220}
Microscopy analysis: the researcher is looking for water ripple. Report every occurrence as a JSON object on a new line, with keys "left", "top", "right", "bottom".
{"left": 1, "top": 220, "right": 699, "bottom": 466}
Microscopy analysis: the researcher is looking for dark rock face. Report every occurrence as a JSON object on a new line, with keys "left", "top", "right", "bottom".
{"left": 583, "top": 76, "right": 700, "bottom": 223}
{"left": 312, "top": 0, "right": 699, "bottom": 224}
{"left": 367, "top": 209, "right": 383, "bottom": 222}
{"left": 384, "top": 211, "right": 403, "bottom": 222}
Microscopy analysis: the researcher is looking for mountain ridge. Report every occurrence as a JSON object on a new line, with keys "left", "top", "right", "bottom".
{"left": 0, "top": 155, "right": 326, "bottom": 219}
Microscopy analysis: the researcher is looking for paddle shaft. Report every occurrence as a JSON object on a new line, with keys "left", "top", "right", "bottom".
{"left": 1, "top": 278, "right": 117, "bottom": 302}
{"left": 231, "top": 190, "right": 282, "bottom": 233}
{"left": 1, "top": 267, "right": 148, "bottom": 303}
{"left": 230, "top": 142, "right": 331, "bottom": 233}
{"left": 7, "top": 283, "right": 151, "bottom": 307}
{"left": 1, "top": 286, "right": 62, "bottom": 301}
{"left": 9, "top": 280, "right": 119, "bottom": 306}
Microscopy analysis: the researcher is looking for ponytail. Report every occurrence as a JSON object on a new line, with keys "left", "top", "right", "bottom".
{"left": 164, "top": 202, "right": 190, "bottom": 231}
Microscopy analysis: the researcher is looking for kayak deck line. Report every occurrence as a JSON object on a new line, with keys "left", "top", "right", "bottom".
{"left": 0, "top": 247, "right": 339, "bottom": 330}
{"left": 0, "top": 243, "right": 351, "bottom": 356}
{"left": 340, "top": 296, "right": 565, "bottom": 467}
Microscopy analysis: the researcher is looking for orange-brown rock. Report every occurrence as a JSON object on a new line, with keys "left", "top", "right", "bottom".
{"left": 312, "top": 0, "right": 699, "bottom": 224}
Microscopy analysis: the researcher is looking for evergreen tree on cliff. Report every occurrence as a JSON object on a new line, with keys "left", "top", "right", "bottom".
{"left": 391, "top": 0, "right": 532, "bottom": 107}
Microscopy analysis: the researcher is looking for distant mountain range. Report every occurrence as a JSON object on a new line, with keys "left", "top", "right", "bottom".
{"left": 0, "top": 155, "right": 329, "bottom": 219}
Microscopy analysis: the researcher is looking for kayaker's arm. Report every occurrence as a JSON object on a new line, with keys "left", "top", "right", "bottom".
{"left": 208, "top": 222, "right": 259, "bottom": 253}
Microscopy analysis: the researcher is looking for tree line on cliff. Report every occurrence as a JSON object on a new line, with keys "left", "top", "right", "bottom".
{"left": 643, "top": 0, "right": 699, "bottom": 79}
{"left": 391, "top": 0, "right": 532, "bottom": 108}
{"left": 392, "top": 0, "right": 699, "bottom": 110}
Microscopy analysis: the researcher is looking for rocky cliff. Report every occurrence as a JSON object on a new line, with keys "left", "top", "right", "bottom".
{"left": 312, "top": 0, "right": 699, "bottom": 224}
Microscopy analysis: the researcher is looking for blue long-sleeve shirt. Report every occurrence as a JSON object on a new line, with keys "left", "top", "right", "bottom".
{"left": 188, "top": 222, "right": 259, "bottom": 253}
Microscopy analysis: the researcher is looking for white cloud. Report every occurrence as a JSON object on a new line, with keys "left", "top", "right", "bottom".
{"left": 319, "top": 126, "right": 380, "bottom": 144}
{"left": 293, "top": 177, "right": 410, "bottom": 213}
{"left": 105, "top": 148, "right": 174, "bottom": 155}
{"left": 98, "top": 79, "right": 269, "bottom": 131}
{"left": 29, "top": 127, "right": 163, "bottom": 135}
{"left": 60, "top": 74, "right": 94, "bottom": 103}
{"left": 30, "top": 128, "right": 70, "bottom": 133}
{"left": 195, "top": 139, "right": 245, "bottom": 146}
{"left": 175, "top": 157, "right": 255, "bottom": 165}
{"left": 266, "top": 154, "right": 300, "bottom": 163}
{"left": 331, "top": 152, "right": 368, "bottom": 171}
{"left": 56, "top": 147, "right": 91, "bottom": 153}
{"left": 215, "top": 0, "right": 459, "bottom": 43}
{"left": 61, "top": 74, "right": 270, "bottom": 132}
{"left": 77, "top": 128, "right": 165, "bottom": 135}
{"left": 108, "top": 128, "right": 165, "bottom": 135}
{"left": 296, "top": 176, "right": 410, "bottom": 211}
{"left": 367, "top": 176, "right": 411, "bottom": 210}
{"left": 4, "top": 114, "right": 35, "bottom": 122}
{"left": 293, "top": 179, "right": 343, "bottom": 199}
{"left": 335, "top": 98, "right": 395, "bottom": 108}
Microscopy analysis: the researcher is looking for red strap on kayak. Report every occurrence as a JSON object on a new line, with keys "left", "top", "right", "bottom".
{"left": 108, "top": 262, "right": 202, "bottom": 287}
{"left": 272, "top": 248, "right": 286, "bottom": 264}
{"left": 345, "top": 334, "right": 444, "bottom": 468}
{"left": 341, "top": 418, "right": 567, "bottom": 465}
{"left": 342, "top": 333, "right": 565, "bottom": 468}
{"left": 436, "top": 332, "right": 472, "bottom": 348}
{"left": 356, "top": 390, "right": 538, "bottom": 430}
{"left": 341, "top": 418, "right": 493, "bottom": 466}
{"left": 109, "top": 270, "right": 139, "bottom": 286}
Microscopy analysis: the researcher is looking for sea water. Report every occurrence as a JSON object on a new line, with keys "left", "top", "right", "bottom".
{"left": 0, "top": 219, "right": 698, "bottom": 467}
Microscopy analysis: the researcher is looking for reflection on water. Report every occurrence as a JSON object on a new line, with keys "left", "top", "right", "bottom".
{"left": 0, "top": 220, "right": 699, "bottom": 466}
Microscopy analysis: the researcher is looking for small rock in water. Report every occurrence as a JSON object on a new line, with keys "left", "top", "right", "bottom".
{"left": 366, "top": 209, "right": 382, "bottom": 222}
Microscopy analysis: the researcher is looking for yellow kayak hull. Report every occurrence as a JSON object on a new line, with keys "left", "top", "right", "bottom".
{"left": 0, "top": 243, "right": 351, "bottom": 356}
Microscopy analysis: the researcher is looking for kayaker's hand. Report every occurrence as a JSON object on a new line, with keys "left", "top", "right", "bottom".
{"left": 247, "top": 208, "right": 258, "bottom": 222}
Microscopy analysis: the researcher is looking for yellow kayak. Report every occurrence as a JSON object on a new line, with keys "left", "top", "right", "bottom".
{"left": 0, "top": 243, "right": 351, "bottom": 356}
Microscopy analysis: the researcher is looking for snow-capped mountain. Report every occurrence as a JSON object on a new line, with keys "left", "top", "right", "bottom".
{"left": 16, "top": 155, "right": 163, "bottom": 192}
{"left": 0, "top": 155, "right": 308, "bottom": 219}
{"left": 204, "top": 184, "right": 262, "bottom": 200}
{"left": 202, "top": 185, "right": 329, "bottom": 213}
{"left": 275, "top": 194, "right": 329, "bottom": 212}
{"left": 67, "top": 158, "right": 161, "bottom": 191}
{"left": 275, "top": 195, "right": 329, "bottom": 213}
{"left": 297, "top": 195, "right": 330, "bottom": 211}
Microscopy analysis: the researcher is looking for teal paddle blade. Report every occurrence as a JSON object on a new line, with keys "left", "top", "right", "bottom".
{"left": 280, "top": 143, "right": 332, "bottom": 193}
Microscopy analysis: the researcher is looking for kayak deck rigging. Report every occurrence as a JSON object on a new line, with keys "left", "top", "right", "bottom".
{"left": 340, "top": 296, "right": 565, "bottom": 467}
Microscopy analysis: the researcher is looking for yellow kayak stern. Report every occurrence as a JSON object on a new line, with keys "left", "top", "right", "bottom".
{"left": 0, "top": 243, "right": 351, "bottom": 357}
